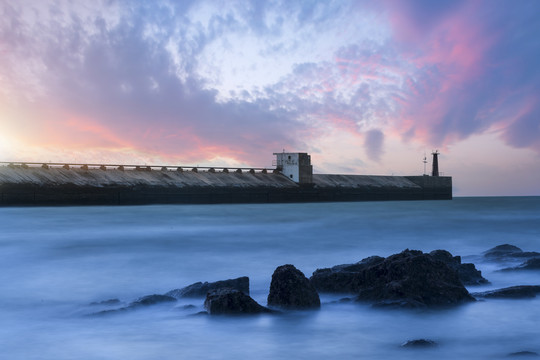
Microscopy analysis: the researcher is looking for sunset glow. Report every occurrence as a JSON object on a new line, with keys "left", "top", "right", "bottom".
{"left": 1, "top": 0, "right": 539, "bottom": 195}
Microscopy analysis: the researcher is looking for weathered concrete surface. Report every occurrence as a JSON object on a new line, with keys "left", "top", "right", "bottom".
{"left": 0, "top": 166, "right": 295, "bottom": 188}
{"left": 0, "top": 166, "right": 453, "bottom": 205}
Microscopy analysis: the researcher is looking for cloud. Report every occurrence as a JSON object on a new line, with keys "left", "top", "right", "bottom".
{"left": 1, "top": 0, "right": 539, "bottom": 176}
{"left": 364, "top": 129, "right": 384, "bottom": 161}
{"left": 383, "top": 0, "right": 540, "bottom": 152}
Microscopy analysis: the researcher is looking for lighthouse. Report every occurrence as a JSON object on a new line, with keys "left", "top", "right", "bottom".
{"left": 432, "top": 150, "right": 440, "bottom": 177}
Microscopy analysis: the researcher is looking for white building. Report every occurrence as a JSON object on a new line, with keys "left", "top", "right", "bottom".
{"left": 273, "top": 152, "right": 313, "bottom": 184}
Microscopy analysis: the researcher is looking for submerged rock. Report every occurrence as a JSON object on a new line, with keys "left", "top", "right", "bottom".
{"left": 204, "top": 288, "right": 272, "bottom": 315}
{"left": 429, "top": 250, "right": 489, "bottom": 285}
{"left": 484, "top": 244, "right": 540, "bottom": 261}
{"left": 268, "top": 264, "right": 321, "bottom": 310}
{"left": 166, "top": 277, "right": 250, "bottom": 298}
{"left": 471, "top": 285, "right": 540, "bottom": 299}
{"left": 401, "top": 339, "right": 437, "bottom": 348}
{"left": 507, "top": 351, "right": 539, "bottom": 357}
{"left": 89, "top": 298, "right": 121, "bottom": 306}
{"left": 89, "top": 294, "right": 176, "bottom": 316}
{"left": 130, "top": 294, "right": 177, "bottom": 306}
{"left": 310, "top": 256, "right": 384, "bottom": 293}
{"left": 355, "top": 249, "right": 475, "bottom": 308}
{"left": 504, "top": 258, "right": 540, "bottom": 271}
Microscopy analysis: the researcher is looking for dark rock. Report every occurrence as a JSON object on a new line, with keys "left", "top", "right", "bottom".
{"left": 166, "top": 276, "right": 250, "bottom": 298}
{"left": 429, "top": 250, "right": 483, "bottom": 284}
{"left": 130, "top": 294, "right": 177, "bottom": 306}
{"left": 191, "top": 311, "right": 209, "bottom": 317}
{"left": 355, "top": 249, "right": 475, "bottom": 308}
{"left": 89, "top": 294, "right": 176, "bottom": 316}
{"left": 310, "top": 256, "right": 385, "bottom": 293}
{"left": 484, "top": 244, "right": 540, "bottom": 261}
{"left": 89, "top": 298, "right": 121, "bottom": 306}
{"left": 471, "top": 285, "right": 540, "bottom": 299}
{"left": 204, "top": 288, "right": 272, "bottom": 315}
{"left": 429, "top": 250, "right": 489, "bottom": 285}
{"left": 515, "top": 258, "right": 540, "bottom": 270}
{"left": 485, "top": 244, "right": 523, "bottom": 257}
{"left": 508, "top": 351, "right": 539, "bottom": 357}
{"left": 401, "top": 339, "right": 437, "bottom": 348}
{"left": 90, "top": 307, "right": 129, "bottom": 316}
{"left": 268, "top": 264, "right": 321, "bottom": 310}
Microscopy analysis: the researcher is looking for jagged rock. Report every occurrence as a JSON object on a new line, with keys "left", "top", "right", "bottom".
{"left": 484, "top": 244, "right": 540, "bottom": 260}
{"left": 429, "top": 249, "right": 489, "bottom": 285}
{"left": 204, "top": 288, "right": 272, "bottom": 315}
{"left": 166, "top": 277, "right": 250, "bottom": 298}
{"left": 401, "top": 339, "right": 437, "bottom": 348}
{"left": 268, "top": 265, "right": 321, "bottom": 310}
{"left": 310, "top": 256, "right": 385, "bottom": 293}
{"left": 355, "top": 249, "right": 475, "bottom": 308}
{"left": 471, "top": 285, "right": 540, "bottom": 299}
{"left": 130, "top": 294, "right": 177, "bottom": 306}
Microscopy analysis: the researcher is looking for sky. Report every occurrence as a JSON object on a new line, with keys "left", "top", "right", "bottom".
{"left": 1, "top": 0, "right": 539, "bottom": 196}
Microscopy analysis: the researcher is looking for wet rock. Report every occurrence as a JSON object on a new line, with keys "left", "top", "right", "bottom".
{"left": 471, "top": 285, "right": 540, "bottom": 299}
{"left": 268, "top": 264, "right": 321, "bottom": 310}
{"left": 355, "top": 249, "right": 475, "bottom": 308}
{"left": 484, "top": 244, "right": 540, "bottom": 260}
{"left": 166, "top": 277, "right": 250, "bottom": 298}
{"left": 507, "top": 351, "right": 539, "bottom": 357}
{"left": 204, "top": 288, "right": 272, "bottom": 315}
{"left": 429, "top": 250, "right": 489, "bottom": 285}
{"left": 89, "top": 298, "right": 121, "bottom": 306}
{"left": 89, "top": 294, "right": 176, "bottom": 316}
{"left": 512, "top": 258, "right": 540, "bottom": 270}
{"left": 310, "top": 256, "right": 385, "bottom": 293}
{"left": 130, "top": 294, "right": 177, "bottom": 306}
{"left": 401, "top": 339, "right": 437, "bottom": 348}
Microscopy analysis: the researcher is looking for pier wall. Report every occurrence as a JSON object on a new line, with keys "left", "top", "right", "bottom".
{"left": 0, "top": 166, "right": 452, "bottom": 206}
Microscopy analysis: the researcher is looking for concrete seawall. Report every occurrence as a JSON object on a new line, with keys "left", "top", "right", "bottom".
{"left": 0, "top": 166, "right": 452, "bottom": 206}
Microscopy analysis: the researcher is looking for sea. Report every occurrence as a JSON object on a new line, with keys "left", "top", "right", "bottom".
{"left": 0, "top": 197, "right": 539, "bottom": 359}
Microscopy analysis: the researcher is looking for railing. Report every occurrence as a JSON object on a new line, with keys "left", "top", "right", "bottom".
{"left": 0, "top": 161, "right": 276, "bottom": 174}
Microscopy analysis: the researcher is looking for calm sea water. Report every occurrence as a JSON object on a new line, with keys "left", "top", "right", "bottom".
{"left": 0, "top": 197, "right": 539, "bottom": 359}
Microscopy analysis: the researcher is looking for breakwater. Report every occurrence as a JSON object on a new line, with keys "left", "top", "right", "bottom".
{"left": 0, "top": 165, "right": 452, "bottom": 206}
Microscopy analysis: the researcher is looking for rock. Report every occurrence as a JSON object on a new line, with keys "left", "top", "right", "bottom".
{"left": 508, "top": 351, "right": 539, "bottom": 357}
{"left": 310, "top": 256, "right": 385, "bottom": 293}
{"left": 484, "top": 244, "right": 540, "bottom": 260}
{"left": 355, "top": 249, "right": 475, "bottom": 308}
{"left": 204, "top": 288, "right": 272, "bottom": 315}
{"left": 485, "top": 244, "right": 523, "bottom": 258}
{"left": 166, "top": 277, "right": 250, "bottom": 298}
{"left": 401, "top": 339, "right": 437, "bottom": 348}
{"left": 89, "top": 294, "right": 176, "bottom": 316}
{"left": 515, "top": 258, "right": 540, "bottom": 270}
{"left": 268, "top": 264, "right": 321, "bottom": 310}
{"left": 89, "top": 298, "right": 121, "bottom": 306}
{"left": 471, "top": 285, "right": 540, "bottom": 299}
{"left": 429, "top": 250, "right": 489, "bottom": 285}
{"left": 130, "top": 294, "right": 177, "bottom": 306}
